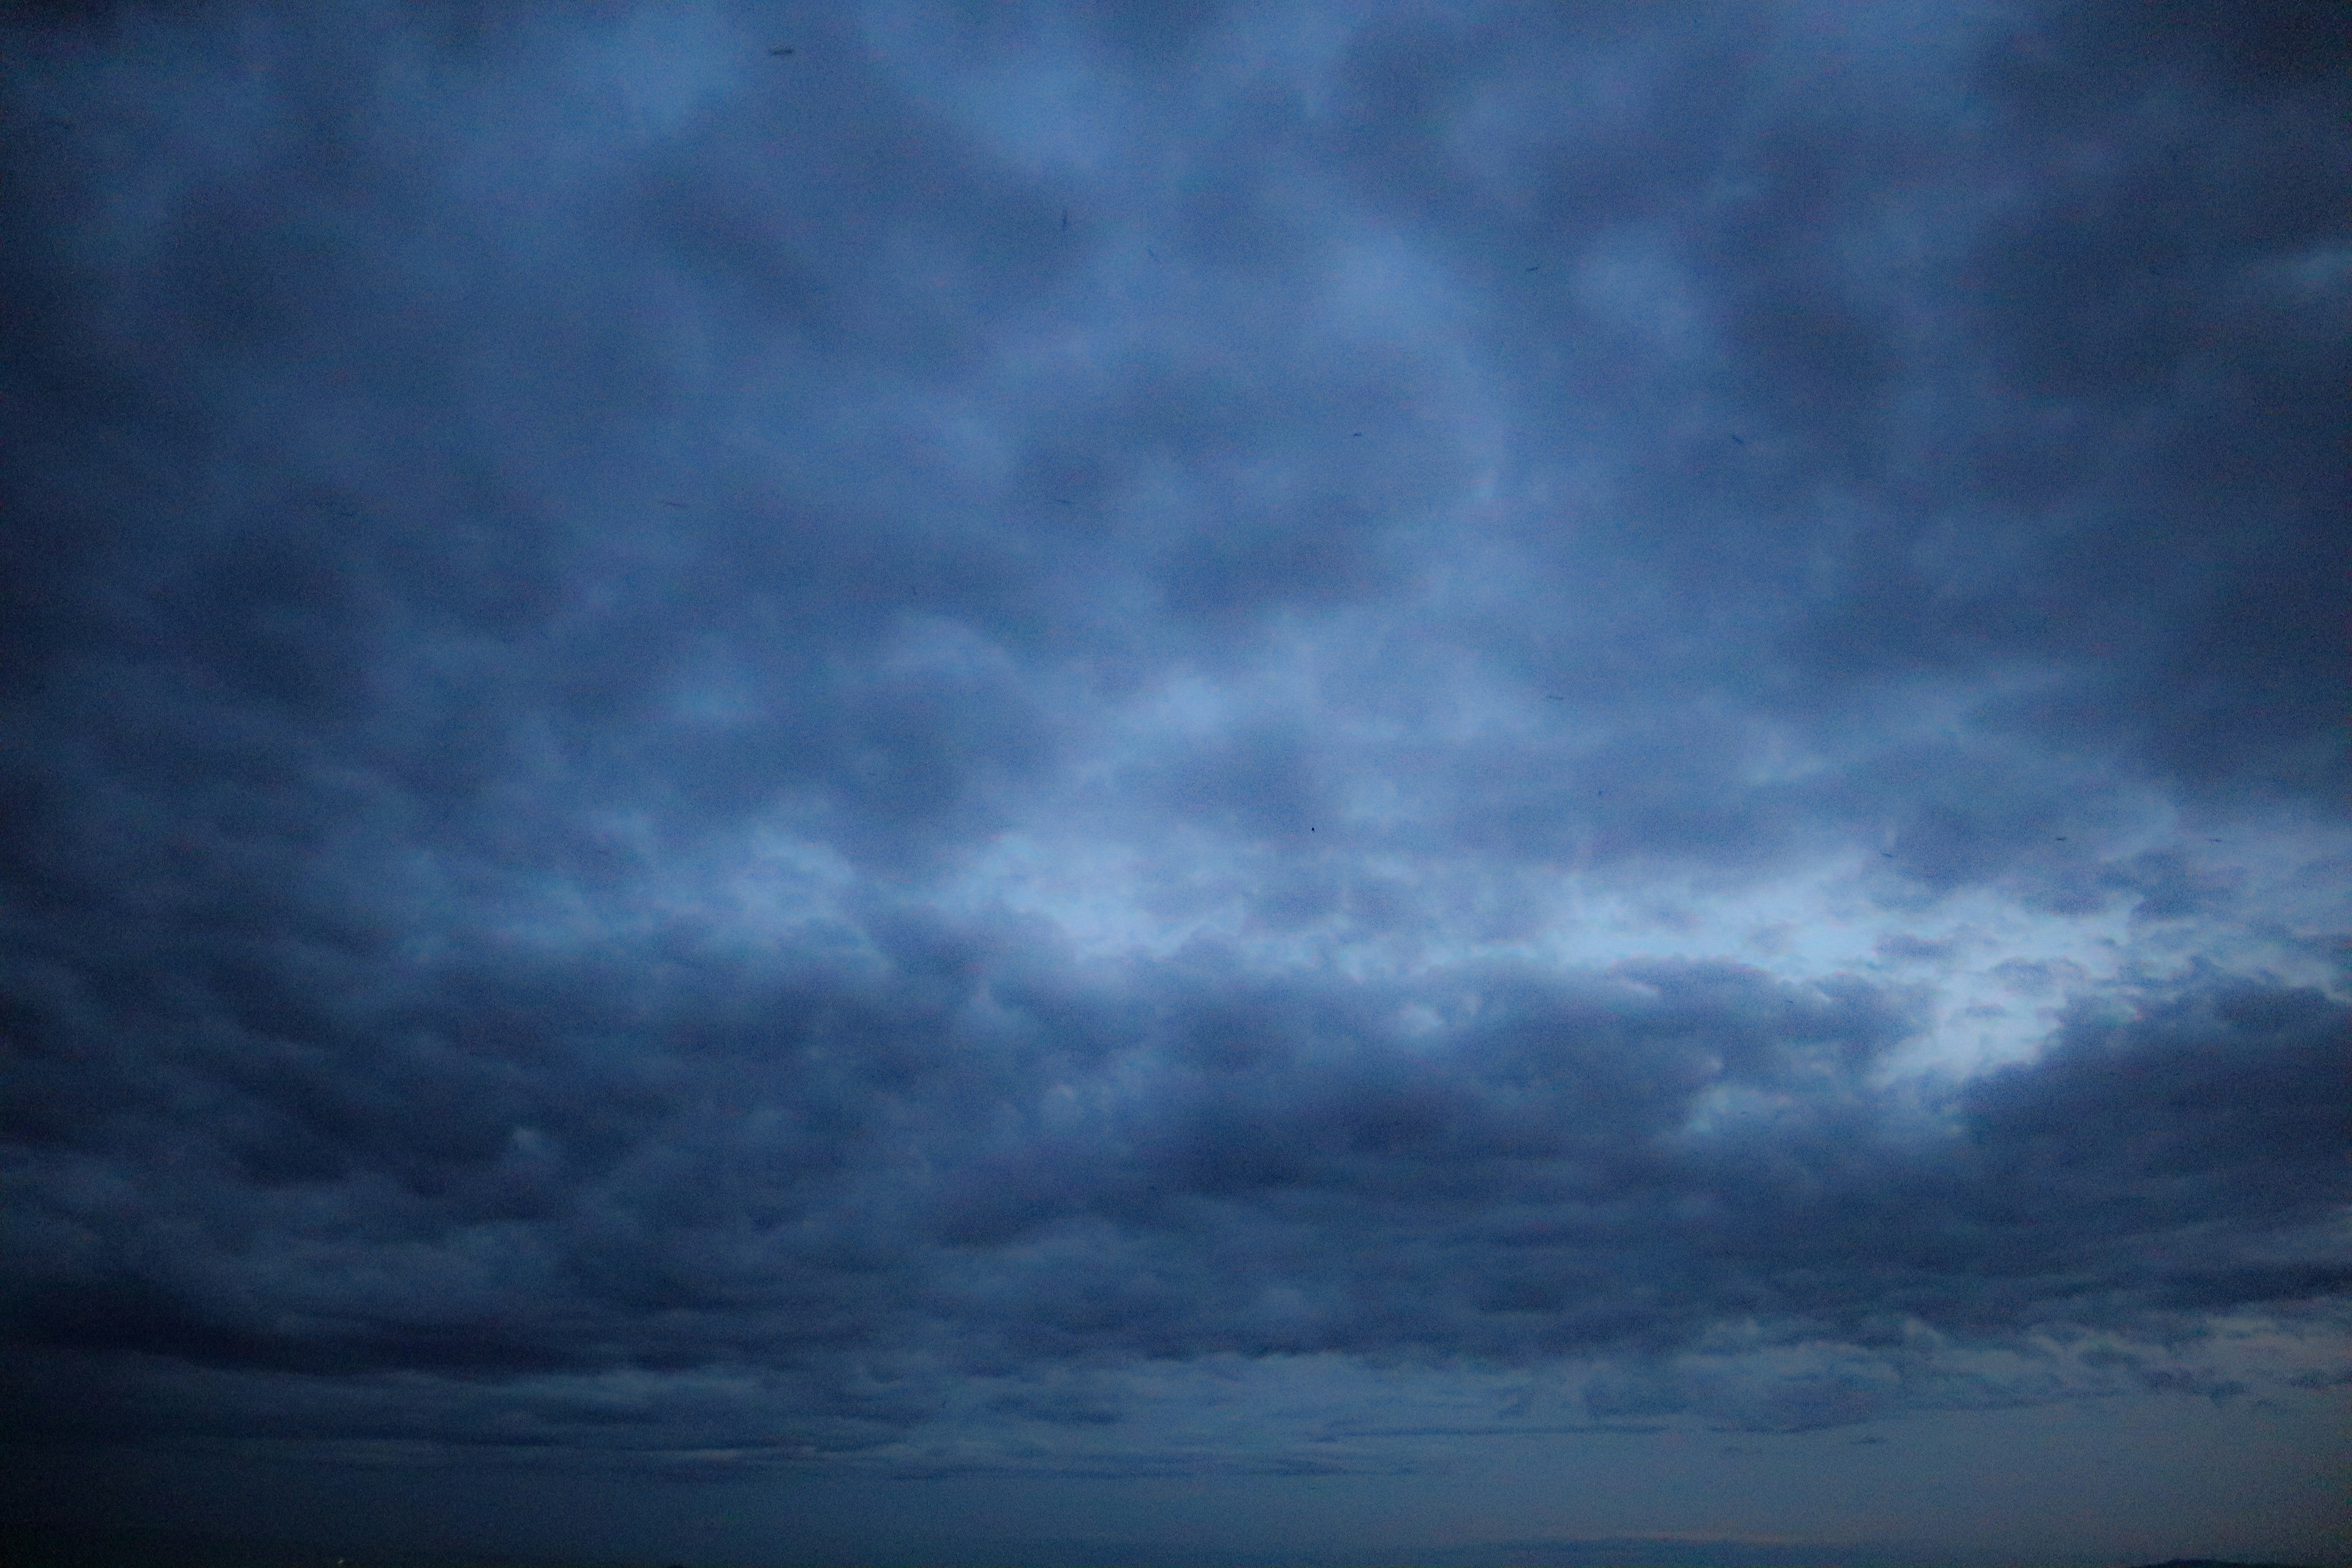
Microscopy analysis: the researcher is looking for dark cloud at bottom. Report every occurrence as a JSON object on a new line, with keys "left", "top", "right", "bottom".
{"left": 4, "top": 906, "right": 2343, "bottom": 1472}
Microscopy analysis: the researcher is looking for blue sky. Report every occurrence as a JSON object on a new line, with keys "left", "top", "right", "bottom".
{"left": 2, "top": 3, "right": 2346, "bottom": 1566}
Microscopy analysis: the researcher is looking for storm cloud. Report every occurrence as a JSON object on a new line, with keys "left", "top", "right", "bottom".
{"left": 2, "top": 2, "right": 2345, "bottom": 1564}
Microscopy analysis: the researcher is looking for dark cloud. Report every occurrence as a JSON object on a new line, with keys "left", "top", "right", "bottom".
{"left": 5, "top": 927, "right": 2343, "bottom": 1462}
{"left": 2, "top": 0, "right": 2345, "bottom": 1562}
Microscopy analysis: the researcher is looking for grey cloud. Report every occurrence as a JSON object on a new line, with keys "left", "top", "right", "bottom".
{"left": 2, "top": 1, "right": 2345, "bottom": 1556}
{"left": 6, "top": 913, "right": 2342, "bottom": 1454}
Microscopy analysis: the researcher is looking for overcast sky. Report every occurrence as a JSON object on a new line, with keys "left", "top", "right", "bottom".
{"left": 2, "top": 3, "right": 2347, "bottom": 1566}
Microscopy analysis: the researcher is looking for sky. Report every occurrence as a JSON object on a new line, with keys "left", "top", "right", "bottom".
{"left": 1, "top": 2, "right": 2347, "bottom": 1566}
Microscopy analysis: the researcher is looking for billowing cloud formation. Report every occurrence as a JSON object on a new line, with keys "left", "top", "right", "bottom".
{"left": 6, "top": 914, "right": 2345, "bottom": 1464}
{"left": 1, "top": 0, "right": 2346, "bottom": 1558}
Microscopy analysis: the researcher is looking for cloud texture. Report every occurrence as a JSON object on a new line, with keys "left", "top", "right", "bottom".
{"left": 2, "top": 0, "right": 2346, "bottom": 1561}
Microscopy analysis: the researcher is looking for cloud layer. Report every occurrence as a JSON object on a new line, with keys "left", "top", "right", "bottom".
{"left": 2, "top": 0, "right": 2346, "bottom": 1555}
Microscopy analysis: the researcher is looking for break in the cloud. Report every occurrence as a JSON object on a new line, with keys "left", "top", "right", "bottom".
{"left": 2, "top": 2, "right": 2346, "bottom": 1565}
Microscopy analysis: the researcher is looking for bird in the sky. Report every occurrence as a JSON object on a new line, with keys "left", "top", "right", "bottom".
{"left": 1730, "top": 434, "right": 1746, "bottom": 445}
{"left": 1525, "top": 263, "right": 1540, "bottom": 273}
{"left": 661, "top": 500, "right": 687, "bottom": 509}
{"left": 1054, "top": 499, "right": 1074, "bottom": 507}
{"left": 769, "top": 45, "right": 794, "bottom": 55}
{"left": 1061, "top": 208, "right": 1070, "bottom": 230}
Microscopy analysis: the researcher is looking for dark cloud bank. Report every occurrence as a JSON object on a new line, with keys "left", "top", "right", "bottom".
{"left": 9, "top": 940, "right": 2344, "bottom": 1445}
{"left": 2, "top": 1, "right": 2346, "bottom": 1564}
